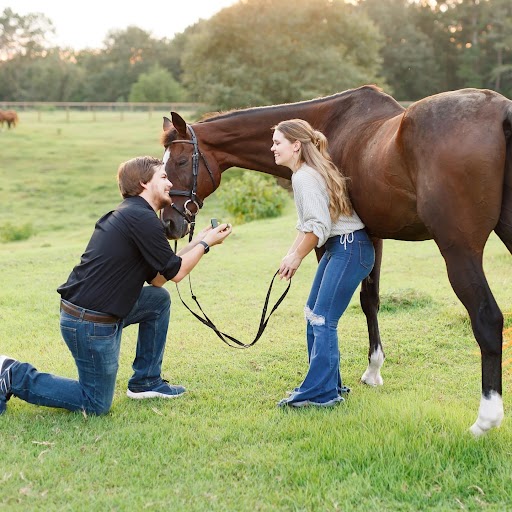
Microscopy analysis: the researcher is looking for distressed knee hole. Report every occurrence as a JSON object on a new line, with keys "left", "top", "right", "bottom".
{"left": 304, "top": 306, "right": 325, "bottom": 326}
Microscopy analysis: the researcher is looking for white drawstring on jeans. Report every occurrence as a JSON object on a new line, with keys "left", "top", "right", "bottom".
{"left": 340, "top": 232, "right": 354, "bottom": 250}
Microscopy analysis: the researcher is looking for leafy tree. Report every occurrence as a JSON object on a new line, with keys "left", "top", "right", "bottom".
{"left": 0, "top": 51, "right": 84, "bottom": 101}
{"left": 483, "top": 0, "right": 512, "bottom": 96}
{"left": 360, "top": 0, "right": 442, "bottom": 100}
{"left": 0, "top": 7, "right": 54, "bottom": 60}
{"left": 437, "top": 0, "right": 487, "bottom": 88}
{"left": 434, "top": 0, "right": 512, "bottom": 95}
{"left": 24, "top": 51, "right": 82, "bottom": 101}
{"left": 75, "top": 26, "right": 180, "bottom": 102}
{"left": 181, "top": 0, "right": 386, "bottom": 109}
{"left": 166, "top": 21, "right": 206, "bottom": 83}
{"left": 0, "top": 9, "right": 80, "bottom": 101}
{"left": 0, "top": 58, "right": 20, "bottom": 100}
{"left": 3, "top": 1, "right": 509, "bottom": 104}
{"left": 129, "top": 65, "right": 186, "bottom": 102}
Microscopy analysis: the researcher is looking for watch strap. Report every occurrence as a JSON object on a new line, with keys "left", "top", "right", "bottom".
{"left": 199, "top": 240, "right": 210, "bottom": 254}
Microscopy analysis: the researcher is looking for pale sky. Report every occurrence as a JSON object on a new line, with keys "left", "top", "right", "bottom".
{"left": 7, "top": 0, "right": 239, "bottom": 50}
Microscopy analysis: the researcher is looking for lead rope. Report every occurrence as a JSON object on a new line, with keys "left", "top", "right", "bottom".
{"left": 173, "top": 239, "right": 291, "bottom": 349}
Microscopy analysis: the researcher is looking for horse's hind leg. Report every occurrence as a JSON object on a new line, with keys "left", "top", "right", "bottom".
{"left": 440, "top": 247, "right": 504, "bottom": 436}
{"left": 360, "top": 238, "right": 385, "bottom": 386}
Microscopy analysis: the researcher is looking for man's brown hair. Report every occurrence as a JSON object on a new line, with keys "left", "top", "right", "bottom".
{"left": 117, "top": 156, "right": 163, "bottom": 198}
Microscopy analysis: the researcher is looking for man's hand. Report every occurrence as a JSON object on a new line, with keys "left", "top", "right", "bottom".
{"left": 203, "top": 223, "right": 232, "bottom": 247}
{"left": 191, "top": 225, "right": 212, "bottom": 244}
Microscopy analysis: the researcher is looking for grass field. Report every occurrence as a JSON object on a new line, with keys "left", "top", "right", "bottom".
{"left": 1, "top": 112, "right": 512, "bottom": 511}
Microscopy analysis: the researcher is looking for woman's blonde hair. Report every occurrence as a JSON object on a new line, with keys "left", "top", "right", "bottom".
{"left": 272, "top": 119, "right": 352, "bottom": 219}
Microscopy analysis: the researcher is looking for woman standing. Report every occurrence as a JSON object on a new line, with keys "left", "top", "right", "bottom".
{"left": 272, "top": 119, "right": 375, "bottom": 407}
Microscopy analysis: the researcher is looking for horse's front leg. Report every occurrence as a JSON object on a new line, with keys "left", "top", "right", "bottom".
{"left": 360, "top": 238, "right": 385, "bottom": 386}
{"left": 315, "top": 239, "right": 385, "bottom": 385}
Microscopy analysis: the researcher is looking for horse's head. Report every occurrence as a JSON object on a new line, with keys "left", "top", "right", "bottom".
{"left": 160, "top": 112, "right": 220, "bottom": 240}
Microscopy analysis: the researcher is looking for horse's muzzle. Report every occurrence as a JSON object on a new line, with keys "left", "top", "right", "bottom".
{"left": 162, "top": 217, "right": 189, "bottom": 240}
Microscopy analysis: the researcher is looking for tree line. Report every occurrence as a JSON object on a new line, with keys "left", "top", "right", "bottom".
{"left": 0, "top": 0, "right": 511, "bottom": 110}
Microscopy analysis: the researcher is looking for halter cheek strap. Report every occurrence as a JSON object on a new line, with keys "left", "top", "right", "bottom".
{"left": 163, "top": 124, "right": 217, "bottom": 241}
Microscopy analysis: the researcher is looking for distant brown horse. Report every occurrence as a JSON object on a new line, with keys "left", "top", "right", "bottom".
{"left": 160, "top": 85, "right": 512, "bottom": 435}
{"left": 0, "top": 109, "right": 19, "bottom": 129}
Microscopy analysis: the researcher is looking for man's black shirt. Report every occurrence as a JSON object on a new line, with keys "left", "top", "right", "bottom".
{"left": 58, "top": 196, "right": 181, "bottom": 318}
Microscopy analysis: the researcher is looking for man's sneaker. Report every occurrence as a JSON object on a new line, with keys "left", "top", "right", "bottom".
{"left": 126, "top": 379, "right": 186, "bottom": 400}
{"left": 0, "top": 355, "right": 16, "bottom": 415}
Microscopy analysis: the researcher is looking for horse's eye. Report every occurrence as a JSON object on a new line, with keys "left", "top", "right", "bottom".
{"left": 177, "top": 158, "right": 188, "bottom": 167}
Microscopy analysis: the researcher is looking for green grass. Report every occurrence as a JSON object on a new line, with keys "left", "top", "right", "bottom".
{"left": 1, "top": 113, "right": 512, "bottom": 511}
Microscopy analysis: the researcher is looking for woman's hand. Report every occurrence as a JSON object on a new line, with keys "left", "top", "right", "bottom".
{"left": 279, "top": 252, "right": 302, "bottom": 280}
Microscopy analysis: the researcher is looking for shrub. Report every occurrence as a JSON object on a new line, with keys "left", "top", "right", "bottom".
{"left": 217, "top": 173, "right": 290, "bottom": 224}
{"left": 0, "top": 222, "right": 34, "bottom": 242}
{"left": 129, "top": 65, "right": 186, "bottom": 103}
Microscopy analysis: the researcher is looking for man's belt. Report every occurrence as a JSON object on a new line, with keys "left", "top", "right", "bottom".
{"left": 60, "top": 300, "right": 119, "bottom": 324}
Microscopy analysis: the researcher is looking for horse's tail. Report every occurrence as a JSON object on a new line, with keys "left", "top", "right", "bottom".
{"left": 494, "top": 104, "right": 512, "bottom": 254}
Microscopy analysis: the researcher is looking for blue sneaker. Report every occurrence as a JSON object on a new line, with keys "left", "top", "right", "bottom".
{"left": 0, "top": 355, "right": 17, "bottom": 415}
{"left": 127, "top": 379, "right": 186, "bottom": 400}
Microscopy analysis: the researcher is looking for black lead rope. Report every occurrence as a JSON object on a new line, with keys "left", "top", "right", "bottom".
{"left": 173, "top": 242, "right": 291, "bottom": 349}
{"left": 176, "top": 270, "right": 291, "bottom": 349}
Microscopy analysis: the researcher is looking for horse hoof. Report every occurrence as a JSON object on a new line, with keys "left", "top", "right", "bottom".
{"left": 469, "top": 392, "right": 504, "bottom": 437}
{"left": 360, "top": 371, "right": 384, "bottom": 387}
{"left": 361, "top": 348, "right": 385, "bottom": 386}
{"left": 469, "top": 422, "right": 488, "bottom": 437}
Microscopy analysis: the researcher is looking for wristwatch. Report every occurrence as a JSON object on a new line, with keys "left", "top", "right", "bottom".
{"left": 198, "top": 240, "right": 210, "bottom": 254}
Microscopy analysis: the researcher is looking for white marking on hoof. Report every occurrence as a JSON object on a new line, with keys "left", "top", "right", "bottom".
{"left": 361, "top": 347, "right": 384, "bottom": 386}
{"left": 469, "top": 392, "right": 504, "bottom": 437}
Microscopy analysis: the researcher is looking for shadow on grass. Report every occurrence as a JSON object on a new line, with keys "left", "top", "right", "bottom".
{"left": 349, "top": 288, "right": 435, "bottom": 313}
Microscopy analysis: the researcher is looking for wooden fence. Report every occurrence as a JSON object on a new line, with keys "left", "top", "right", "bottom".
{"left": 0, "top": 102, "right": 206, "bottom": 122}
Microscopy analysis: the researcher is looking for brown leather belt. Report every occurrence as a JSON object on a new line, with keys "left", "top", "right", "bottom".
{"left": 60, "top": 300, "right": 119, "bottom": 324}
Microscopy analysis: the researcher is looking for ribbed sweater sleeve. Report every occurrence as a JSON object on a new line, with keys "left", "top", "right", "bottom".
{"left": 292, "top": 164, "right": 365, "bottom": 247}
{"left": 292, "top": 167, "right": 331, "bottom": 247}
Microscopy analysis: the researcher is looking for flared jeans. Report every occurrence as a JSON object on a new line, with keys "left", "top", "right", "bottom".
{"left": 286, "top": 229, "right": 375, "bottom": 405}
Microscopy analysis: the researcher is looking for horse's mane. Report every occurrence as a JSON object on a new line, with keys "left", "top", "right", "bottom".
{"left": 198, "top": 85, "right": 387, "bottom": 124}
{"left": 161, "top": 85, "right": 399, "bottom": 147}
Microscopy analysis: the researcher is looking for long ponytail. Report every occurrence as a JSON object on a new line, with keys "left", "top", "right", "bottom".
{"left": 273, "top": 119, "right": 352, "bottom": 219}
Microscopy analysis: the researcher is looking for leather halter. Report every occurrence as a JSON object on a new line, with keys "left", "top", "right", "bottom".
{"left": 164, "top": 124, "right": 217, "bottom": 239}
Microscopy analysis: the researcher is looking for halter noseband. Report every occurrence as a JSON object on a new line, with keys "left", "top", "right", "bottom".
{"left": 163, "top": 124, "right": 217, "bottom": 239}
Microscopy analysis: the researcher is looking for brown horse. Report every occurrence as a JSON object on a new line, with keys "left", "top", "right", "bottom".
{"left": 160, "top": 85, "right": 512, "bottom": 435}
{"left": 0, "top": 109, "right": 19, "bottom": 129}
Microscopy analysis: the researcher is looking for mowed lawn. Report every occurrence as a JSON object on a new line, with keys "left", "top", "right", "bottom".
{"left": 1, "top": 112, "right": 512, "bottom": 511}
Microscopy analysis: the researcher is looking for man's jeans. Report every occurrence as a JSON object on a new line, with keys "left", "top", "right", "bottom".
{"left": 9, "top": 286, "right": 171, "bottom": 415}
{"left": 287, "top": 230, "right": 375, "bottom": 405}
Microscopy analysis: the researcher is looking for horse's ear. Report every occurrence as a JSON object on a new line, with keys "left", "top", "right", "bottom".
{"left": 163, "top": 116, "right": 172, "bottom": 131}
{"left": 171, "top": 111, "right": 188, "bottom": 138}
